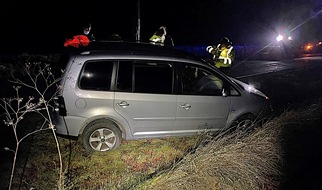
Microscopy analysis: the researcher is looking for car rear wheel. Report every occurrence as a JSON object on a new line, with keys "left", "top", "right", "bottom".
{"left": 82, "top": 120, "right": 122, "bottom": 152}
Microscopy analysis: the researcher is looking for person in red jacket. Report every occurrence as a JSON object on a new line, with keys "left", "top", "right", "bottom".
{"left": 64, "top": 23, "right": 95, "bottom": 48}
{"left": 81, "top": 22, "right": 95, "bottom": 42}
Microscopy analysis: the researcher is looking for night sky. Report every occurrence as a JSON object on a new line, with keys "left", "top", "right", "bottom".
{"left": 0, "top": 0, "right": 322, "bottom": 53}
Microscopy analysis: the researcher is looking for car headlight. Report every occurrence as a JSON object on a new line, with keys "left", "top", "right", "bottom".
{"left": 246, "top": 84, "right": 269, "bottom": 100}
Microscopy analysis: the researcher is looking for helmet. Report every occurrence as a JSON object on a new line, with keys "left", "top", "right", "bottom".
{"left": 109, "top": 33, "right": 122, "bottom": 41}
{"left": 154, "top": 26, "right": 167, "bottom": 37}
{"left": 219, "top": 37, "right": 232, "bottom": 47}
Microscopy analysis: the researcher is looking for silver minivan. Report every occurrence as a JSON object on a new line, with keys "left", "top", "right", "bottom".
{"left": 52, "top": 41, "right": 272, "bottom": 152}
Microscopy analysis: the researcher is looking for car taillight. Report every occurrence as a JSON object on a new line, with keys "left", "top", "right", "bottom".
{"left": 54, "top": 96, "right": 67, "bottom": 116}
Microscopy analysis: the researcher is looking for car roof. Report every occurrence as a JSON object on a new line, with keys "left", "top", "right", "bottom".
{"left": 65, "top": 40, "right": 204, "bottom": 62}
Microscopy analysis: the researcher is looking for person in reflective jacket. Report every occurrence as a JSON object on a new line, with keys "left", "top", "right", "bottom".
{"left": 149, "top": 26, "right": 167, "bottom": 46}
{"left": 206, "top": 37, "right": 235, "bottom": 73}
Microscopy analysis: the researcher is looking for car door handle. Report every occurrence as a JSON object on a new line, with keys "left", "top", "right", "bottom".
{"left": 180, "top": 103, "right": 191, "bottom": 110}
{"left": 117, "top": 101, "right": 129, "bottom": 108}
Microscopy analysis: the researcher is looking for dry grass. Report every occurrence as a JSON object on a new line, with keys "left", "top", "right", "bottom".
{"left": 135, "top": 122, "right": 283, "bottom": 190}
{"left": 10, "top": 127, "right": 204, "bottom": 190}
{"left": 135, "top": 99, "right": 322, "bottom": 190}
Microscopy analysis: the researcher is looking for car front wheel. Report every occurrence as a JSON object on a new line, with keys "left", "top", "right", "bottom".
{"left": 231, "top": 114, "right": 255, "bottom": 134}
{"left": 82, "top": 120, "right": 122, "bottom": 152}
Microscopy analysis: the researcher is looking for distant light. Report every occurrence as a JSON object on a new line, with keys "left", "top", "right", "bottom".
{"left": 287, "top": 36, "right": 292, "bottom": 40}
{"left": 276, "top": 34, "right": 283, "bottom": 42}
{"left": 305, "top": 44, "right": 313, "bottom": 51}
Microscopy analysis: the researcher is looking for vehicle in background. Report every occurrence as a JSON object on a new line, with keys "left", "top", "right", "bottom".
{"left": 298, "top": 41, "right": 322, "bottom": 55}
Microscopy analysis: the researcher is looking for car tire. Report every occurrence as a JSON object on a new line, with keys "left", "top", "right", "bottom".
{"left": 230, "top": 114, "right": 255, "bottom": 134}
{"left": 82, "top": 120, "right": 122, "bottom": 152}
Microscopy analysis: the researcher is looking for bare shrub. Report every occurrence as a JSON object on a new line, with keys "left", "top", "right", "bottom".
{"left": 0, "top": 60, "right": 64, "bottom": 189}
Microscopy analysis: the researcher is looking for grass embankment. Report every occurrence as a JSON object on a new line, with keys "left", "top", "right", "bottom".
{"left": 11, "top": 121, "right": 202, "bottom": 189}
{"left": 136, "top": 100, "right": 322, "bottom": 190}
{"left": 9, "top": 99, "right": 320, "bottom": 189}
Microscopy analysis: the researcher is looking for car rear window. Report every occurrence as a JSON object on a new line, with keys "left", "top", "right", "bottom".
{"left": 79, "top": 61, "right": 114, "bottom": 91}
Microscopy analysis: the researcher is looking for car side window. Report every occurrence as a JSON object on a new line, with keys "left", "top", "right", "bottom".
{"left": 116, "top": 61, "right": 133, "bottom": 92}
{"left": 181, "top": 64, "right": 223, "bottom": 96}
{"left": 117, "top": 61, "right": 174, "bottom": 94}
{"left": 134, "top": 62, "right": 173, "bottom": 94}
{"left": 79, "top": 61, "right": 114, "bottom": 91}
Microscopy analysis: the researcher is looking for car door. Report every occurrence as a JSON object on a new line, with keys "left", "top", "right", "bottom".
{"left": 175, "top": 63, "right": 231, "bottom": 134}
{"left": 114, "top": 60, "right": 177, "bottom": 138}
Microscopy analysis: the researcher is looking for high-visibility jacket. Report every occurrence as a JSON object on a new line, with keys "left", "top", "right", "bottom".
{"left": 149, "top": 34, "right": 165, "bottom": 44}
{"left": 206, "top": 44, "right": 235, "bottom": 68}
{"left": 149, "top": 26, "right": 167, "bottom": 45}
